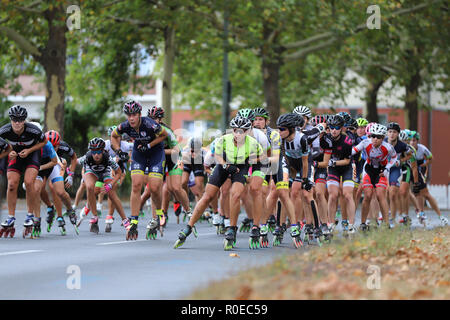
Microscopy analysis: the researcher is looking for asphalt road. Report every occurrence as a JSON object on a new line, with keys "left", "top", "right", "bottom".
{"left": 0, "top": 202, "right": 447, "bottom": 300}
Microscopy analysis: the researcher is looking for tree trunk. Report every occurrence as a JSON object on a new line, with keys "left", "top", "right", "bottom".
{"left": 42, "top": 8, "right": 67, "bottom": 134}
{"left": 162, "top": 25, "right": 175, "bottom": 126}
{"left": 363, "top": 78, "right": 384, "bottom": 123}
{"left": 404, "top": 70, "right": 421, "bottom": 130}
{"left": 261, "top": 25, "right": 283, "bottom": 128}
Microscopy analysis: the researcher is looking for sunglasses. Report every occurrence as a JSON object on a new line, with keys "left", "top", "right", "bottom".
{"left": 10, "top": 118, "right": 26, "bottom": 123}
{"left": 277, "top": 127, "right": 288, "bottom": 132}
{"left": 91, "top": 149, "right": 103, "bottom": 154}
{"left": 329, "top": 125, "right": 341, "bottom": 130}
{"left": 370, "top": 134, "right": 384, "bottom": 139}
{"left": 233, "top": 128, "right": 249, "bottom": 134}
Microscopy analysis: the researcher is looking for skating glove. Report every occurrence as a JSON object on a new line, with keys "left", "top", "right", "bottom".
{"left": 223, "top": 164, "right": 239, "bottom": 175}
{"left": 104, "top": 183, "right": 113, "bottom": 193}
{"left": 302, "top": 178, "right": 313, "bottom": 191}
{"left": 117, "top": 150, "right": 129, "bottom": 161}
{"left": 65, "top": 175, "right": 73, "bottom": 187}
{"left": 328, "top": 159, "right": 337, "bottom": 167}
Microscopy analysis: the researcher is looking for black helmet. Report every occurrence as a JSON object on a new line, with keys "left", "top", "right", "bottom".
{"left": 276, "top": 113, "right": 304, "bottom": 129}
{"left": 148, "top": 106, "right": 164, "bottom": 119}
{"left": 345, "top": 117, "right": 358, "bottom": 129}
{"left": 387, "top": 122, "right": 401, "bottom": 133}
{"left": 88, "top": 137, "right": 106, "bottom": 150}
{"left": 327, "top": 115, "right": 345, "bottom": 127}
{"left": 337, "top": 112, "right": 351, "bottom": 124}
{"left": 123, "top": 100, "right": 142, "bottom": 115}
{"left": 230, "top": 116, "right": 252, "bottom": 129}
{"left": 253, "top": 107, "right": 269, "bottom": 119}
{"left": 9, "top": 105, "right": 28, "bottom": 121}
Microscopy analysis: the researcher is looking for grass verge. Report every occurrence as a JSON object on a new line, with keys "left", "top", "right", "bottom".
{"left": 187, "top": 226, "right": 450, "bottom": 299}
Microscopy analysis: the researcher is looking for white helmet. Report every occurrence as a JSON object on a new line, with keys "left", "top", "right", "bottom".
{"left": 368, "top": 123, "right": 387, "bottom": 136}
{"left": 399, "top": 130, "right": 409, "bottom": 141}
{"left": 29, "top": 121, "right": 42, "bottom": 131}
{"left": 293, "top": 105, "right": 312, "bottom": 119}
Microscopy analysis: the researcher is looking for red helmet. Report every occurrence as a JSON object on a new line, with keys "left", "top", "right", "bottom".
{"left": 45, "top": 130, "right": 61, "bottom": 147}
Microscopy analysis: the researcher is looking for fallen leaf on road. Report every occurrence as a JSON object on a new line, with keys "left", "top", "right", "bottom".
{"left": 229, "top": 253, "right": 240, "bottom": 258}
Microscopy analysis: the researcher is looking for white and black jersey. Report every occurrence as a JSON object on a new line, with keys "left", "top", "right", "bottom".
{"left": 0, "top": 122, "right": 45, "bottom": 153}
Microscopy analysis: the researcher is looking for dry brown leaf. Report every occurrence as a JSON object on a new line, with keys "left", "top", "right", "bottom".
{"left": 229, "top": 253, "right": 240, "bottom": 258}
{"left": 412, "top": 289, "right": 432, "bottom": 299}
{"left": 236, "top": 285, "right": 252, "bottom": 300}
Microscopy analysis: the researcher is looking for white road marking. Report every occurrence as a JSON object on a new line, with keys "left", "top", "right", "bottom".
{"left": 0, "top": 250, "right": 44, "bottom": 257}
{"left": 96, "top": 239, "right": 147, "bottom": 246}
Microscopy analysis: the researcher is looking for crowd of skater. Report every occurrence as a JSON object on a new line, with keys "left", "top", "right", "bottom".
{"left": 0, "top": 102, "right": 446, "bottom": 250}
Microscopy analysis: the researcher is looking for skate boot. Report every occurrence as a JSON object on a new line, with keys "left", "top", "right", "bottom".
{"left": 202, "top": 210, "right": 212, "bottom": 224}
{"left": 259, "top": 224, "right": 269, "bottom": 248}
{"left": 89, "top": 216, "right": 99, "bottom": 234}
{"left": 182, "top": 209, "right": 192, "bottom": 223}
{"left": 23, "top": 214, "right": 34, "bottom": 238}
{"left": 174, "top": 201, "right": 182, "bottom": 224}
{"left": 56, "top": 217, "right": 66, "bottom": 235}
{"left": 249, "top": 226, "right": 260, "bottom": 249}
{"left": 32, "top": 217, "right": 41, "bottom": 238}
{"left": 290, "top": 225, "right": 303, "bottom": 248}
{"left": 146, "top": 217, "right": 159, "bottom": 240}
{"left": 76, "top": 206, "right": 90, "bottom": 227}
{"left": 272, "top": 225, "right": 284, "bottom": 246}
{"left": 360, "top": 222, "right": 370, "bottom": 233}
{"left": 342, "top": 219, "right": 349, "bottom": 237}
{"left": 0, "top": 216, "right": 16, "bottom": 238}
{"left": 313, "top": 226, "right": 323, "bottom": 246}
{"left": 125, "top": 218, "right": 138, "bottom": 240}
{"left": 46, "top": 206, "right": 55, "bottom": 232}
{"left": 440, "top": 216, "right": 448, "bottom": 226}
{"left": 65, "top": 209, "right": 79, "bottom": 235}
{"left": 173, "top": 225, "right": 198, "bottom": 249}
{"left": 389, "top": 218, "right": 395, "bottom": 229}
{"left": 335, "top": 207, "right": 341, "bottom": 225}
{"left": 304, "top": 224, "right": 314, "bottom": 245}
{"left": 105, "top": 215, "right": 114, "bottom": 233}
{"left": 267, "top": 215, "right": 277, "bottom": 233}
{"left": 213, "top": 214, "right": 225, "bottom": 235}
{"left": 347, "top": 224, "right": 357, "bottom": 238}
{"left": 223, "top": 226, "right": 237, "bottom": 251}
{"left": 417, "top": 211, "right": 427, "bottom": 226}
{"left": 320, "top": 223, "right": 332, "bottom": 242}
{"left": 399, "top": 215, "right": 411, "bottom": 226}
{"left": 96, "top": 202, "right": 102, "bottom": 218}
{"left": 239, "top": 217, "right": 253, "bottom": 233}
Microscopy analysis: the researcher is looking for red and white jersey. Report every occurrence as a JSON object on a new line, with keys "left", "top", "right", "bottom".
{"left": 352, "top": 139, "right": 397, "bottom": 169}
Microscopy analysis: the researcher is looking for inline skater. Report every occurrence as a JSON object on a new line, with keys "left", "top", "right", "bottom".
{"left": 174, "top": 116, "right": 265, "bottom": 250}
{"left": 410, "top": 132, "right": 448, "bottom": 226}
{"left": 102, "top": 125, "right": 133, "bottom": 232}
{"left": 235, "top": 108, "right": 271, "bottom": 249}
{"left": 252, "top": 107, "right": 296, "bottom": 247}
{"left": 147, "top": 106, "right": 191, "bottom": 226}
{"left": 181, "top": 136, "right": 205, "bottom": 218}
{"left": 0, "top": 106, "right": 47, "bottom": 238}
{"left": 278, "top": 113, "right": 318, "bottom": 246}
{"left": 385, "top": 122, "right": 413, "bottom": 228}
{"left": 111, "top": 100, "right": 168, "bottom": 239}
{"left": 319, "top": 114, "right": 356, "bottom": 235}
{"left": 38, "top": 131, "right": 78, "bottom": 234}
{"left": 352, "top": 123, "right": 397, "bottom": 230}
{"left": 76, "top": 138, "right": 131, "bottom": 236}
